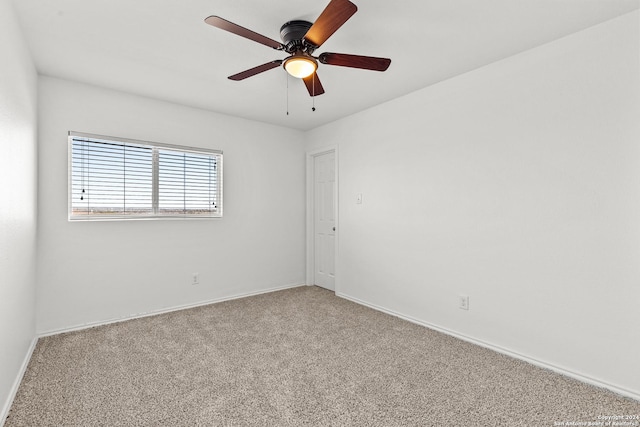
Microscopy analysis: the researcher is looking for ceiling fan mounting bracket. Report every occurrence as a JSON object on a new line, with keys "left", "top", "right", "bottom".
{"left": 280, "top": 20, "right": 316, "bottom": 54}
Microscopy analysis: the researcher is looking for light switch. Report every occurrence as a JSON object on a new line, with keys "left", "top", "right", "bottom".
{"left": 356, "top": 193, "right": 363, "bottom": 204}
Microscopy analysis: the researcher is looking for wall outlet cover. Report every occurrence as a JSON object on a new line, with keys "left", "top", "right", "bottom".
{"left": 459, "top": 295, "right": 469, "bottom": 310}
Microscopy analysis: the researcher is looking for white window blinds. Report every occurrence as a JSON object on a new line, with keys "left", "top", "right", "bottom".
{"left": 71, "top": 138, "right": 153, "bottom": 216}
{"left": 69, "top": 132, "right": 223, "bottom": 220}
{"left": 158, "top": 149, "right": 220, "bottom": 215}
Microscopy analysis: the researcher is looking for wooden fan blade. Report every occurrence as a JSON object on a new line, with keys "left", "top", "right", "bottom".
{"left": 205, "top": 16, "right": 284, "bottom": 50}
{"left": 302, "top": 73, "right": 325, "bottom": 97}
{"left": 228, "top": 60, "right": 283, "bottom": 81}
{"left": 319, "top": 52, "right": 391, "bottom": 71}
{"left": 303, "top": 0, "right": 357, "bottom": 48}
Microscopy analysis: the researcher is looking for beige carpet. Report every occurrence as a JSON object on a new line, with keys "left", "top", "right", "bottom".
{"left": 5, "top": 286, "right": 639, "bottom": 426}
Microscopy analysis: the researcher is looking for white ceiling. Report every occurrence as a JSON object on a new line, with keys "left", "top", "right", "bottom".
{"left": 11, "top": 0, "right": 639, "bottom": 131}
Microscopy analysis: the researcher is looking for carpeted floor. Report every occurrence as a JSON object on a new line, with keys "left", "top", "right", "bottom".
{"left": 5, "top": 286, "right": 639, "bottom": 426}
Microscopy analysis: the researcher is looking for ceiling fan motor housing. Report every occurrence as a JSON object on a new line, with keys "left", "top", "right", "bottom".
{"left": 280, "top": 20, "right": 314, "bottom": 53}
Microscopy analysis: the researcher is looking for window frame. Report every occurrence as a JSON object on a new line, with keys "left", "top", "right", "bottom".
{"left": 68, "top": 131, "right": 223, "bottom": 221}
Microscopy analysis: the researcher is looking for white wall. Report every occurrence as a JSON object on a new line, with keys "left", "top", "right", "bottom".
{"left": 0, "top": 0, "right": 38, "bottom": 420}
{"left": 307, "top": 12, "right": 640, "bottom": 397}
{"left": 37, "top": 77, "right": 306, "bottom": 333}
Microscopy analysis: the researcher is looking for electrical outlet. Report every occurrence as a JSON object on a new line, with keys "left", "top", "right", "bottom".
{"left": 192, "top": 273, "right": 199, "bottom": 285}
{"left": 459, "top": 295, "right": 469, "bottom": 310}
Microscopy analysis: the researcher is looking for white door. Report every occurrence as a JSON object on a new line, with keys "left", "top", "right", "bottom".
{"left": 314, "top": 151, "right": 336, "bottom": 291}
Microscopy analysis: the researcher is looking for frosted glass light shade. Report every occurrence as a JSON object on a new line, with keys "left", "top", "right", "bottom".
{"left": 284, "top": 56, "right": 317, "bottom": 78}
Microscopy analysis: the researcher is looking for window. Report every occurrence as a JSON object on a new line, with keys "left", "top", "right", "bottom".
{"left": 69, "top": 132, "right": 222, "bottom": 220}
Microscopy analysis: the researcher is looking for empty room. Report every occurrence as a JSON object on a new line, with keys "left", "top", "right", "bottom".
{"left": 1, "top": 0, "right": 639, "bottom": 425}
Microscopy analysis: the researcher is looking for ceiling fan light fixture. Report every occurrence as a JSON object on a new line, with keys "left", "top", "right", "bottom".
{"left": 283, "top": 55, "right": 318, "bottom": 79}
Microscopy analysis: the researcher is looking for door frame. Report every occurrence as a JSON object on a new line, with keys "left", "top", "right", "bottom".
{"left": 306, "top": 146, "right": 338, "bottom": 291}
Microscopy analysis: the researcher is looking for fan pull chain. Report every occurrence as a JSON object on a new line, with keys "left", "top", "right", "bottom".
{"left": 312, "top": 75, "right": 316, "bottom": 112}
{"left": 286, "top": 72, "right": 289, "bottom": 116}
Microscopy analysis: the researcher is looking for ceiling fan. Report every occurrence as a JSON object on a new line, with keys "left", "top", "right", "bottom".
{"left": 204, "top": 0, "right": 391, "bottom": 97}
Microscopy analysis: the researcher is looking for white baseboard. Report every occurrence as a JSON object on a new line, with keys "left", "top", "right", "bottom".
{"left": 38, "top": 283, "right": 305, "bottom": 338}
{"left": 1, "top": 337, "right": 37, "bottom": 427}
{"left": 337, "top": 291, "right": 640, "bottom": 402}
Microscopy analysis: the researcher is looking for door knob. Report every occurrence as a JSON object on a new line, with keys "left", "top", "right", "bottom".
{"left": 333, "top": 227, "right": 336, "bottom": 231}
